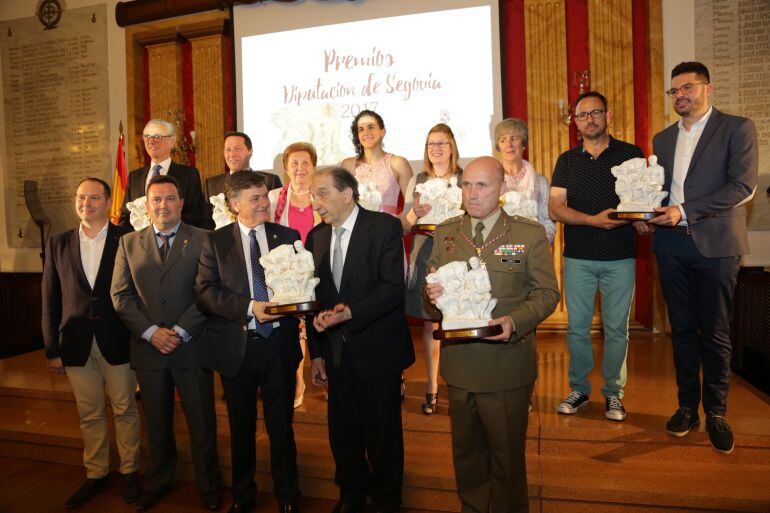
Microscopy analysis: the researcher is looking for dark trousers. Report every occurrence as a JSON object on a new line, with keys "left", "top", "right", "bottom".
{"left": 654, "top": 229, "right": 740, "bottom": 415}
{"left": 221, "top": 335, "right": 299, "bottom": 505}
{"left": 327, "top": 347, "right": 404, "bottom": 509}
{"left": 135, "top": 366, "right": 220, "bottom": 493}
{"left": 448, "top": 384, "right": 532, "bottom": 513}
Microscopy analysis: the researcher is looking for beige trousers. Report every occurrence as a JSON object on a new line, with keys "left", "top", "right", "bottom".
{"left": 66, "top": 341, "right": 141, "bottom": 478}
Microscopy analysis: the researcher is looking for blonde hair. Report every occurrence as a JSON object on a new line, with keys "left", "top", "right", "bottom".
{"left": 423, "top": 123, "right": 460, "bottom": 178}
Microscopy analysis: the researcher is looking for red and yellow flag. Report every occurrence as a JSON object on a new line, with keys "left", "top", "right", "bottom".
{"left": 109, "top": 130, "right": 127, "bottom": 224}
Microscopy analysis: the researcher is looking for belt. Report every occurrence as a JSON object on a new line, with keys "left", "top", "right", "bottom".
{"left": 247, "top": 330, "right": 268, "bottom": 339}
{"left": 669, "top": 225, "right": 691, "bottom": 235}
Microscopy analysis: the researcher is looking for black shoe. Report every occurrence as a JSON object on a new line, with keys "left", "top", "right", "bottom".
{"left": 122, "top": 472, "right": 142, "bottom": 504}
{"left": 706, "top": 413, "right": 735, "bottom": 454}
{"left": 203, "top": 489, "right": 222, "bottom": 510}
{"left": 557, "top": 391, "right": 589, "bottom": 414}
{"left": 604, "top": 395, "right": 627, "bottom": 421}
{"left": 331, "top": 500, "right": 365, "bottom": 513}
{"left": 422, "top": 393, "right": 438, "bottom": 415}
{"left": 135, "top": 487, "right": 169, "bottom": 511}
{"left": 280, "top": 503, "right": 300, "bottom": 513}
{"left": 666, "top": 407, "right": 700, "bottom": 437}
{"left": 228, "top": 497, "right": 256, "bottom": 513}
{"left": 65, "top": 476, "right": 109, "bottom": 509}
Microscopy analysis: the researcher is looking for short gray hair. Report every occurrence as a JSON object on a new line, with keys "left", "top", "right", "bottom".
{"left": 493, "top": 118, "right": 529, "bottom": 149}
{"left": 144, "top": 118, "right": 176, "bottom": 136}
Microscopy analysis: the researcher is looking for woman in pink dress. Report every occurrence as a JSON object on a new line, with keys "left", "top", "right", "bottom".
{"left": 269, "top": 142, "right": 321, "bottom": 408}
{"left": 341, "top": 110, "right": 413, "bottom": 216}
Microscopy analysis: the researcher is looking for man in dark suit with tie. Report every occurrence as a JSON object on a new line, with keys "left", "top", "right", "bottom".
{"left": 205, "top": 132, "right": 283, "bottom": 200}
{"left": 111, "top": 175, "right": 221, "bottom": 511}
{"left": 307, "top": 167, "right": 415, "bottom": 513}
{"left": 196, "top": 170, "right": 302, "bottom": 513}
{"left": 42, "top": 177, "right": 141, "bottom": 509}
{"left": 118, "top": 119, "right": 212, "bottom": 230}
{"left": 638, "top": 61, "right": 758, "bottom": 454}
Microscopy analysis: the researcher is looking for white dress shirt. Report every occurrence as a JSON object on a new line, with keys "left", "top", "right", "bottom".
{"left": 238, "top": 221, "right": 279, "bottom": 329}
{"left": 78, "top": 221, "right": 108, "bottom": 289}
{"left": 144, "top": 157, "right": 172, "bottom": 189}
{"left": 141, "top": 221, "right": 191, "bottom": 343}
{"left": 329, "top": 205, "right": 360, "bottom": 270}
{"left": 670, "top": 107, "right": 713, "bottom": 224}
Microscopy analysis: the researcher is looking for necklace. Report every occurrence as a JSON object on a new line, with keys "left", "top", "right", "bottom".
{"left": 457, "top": 216, "right": 507, "bottom": 262}
{"left": 291, "top": 186, "right": 311, "bottom": 195}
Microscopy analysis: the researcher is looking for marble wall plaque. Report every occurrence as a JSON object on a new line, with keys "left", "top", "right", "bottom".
{"left": 695, "top": 0, "right": 770, "bottom": 230}
{"left": 1, "top": 5, "right": 109, "bottom": 248}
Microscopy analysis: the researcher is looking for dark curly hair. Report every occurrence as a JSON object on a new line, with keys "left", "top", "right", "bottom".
{"left": 350, "top": 109, "right": 385, "bottom": 160}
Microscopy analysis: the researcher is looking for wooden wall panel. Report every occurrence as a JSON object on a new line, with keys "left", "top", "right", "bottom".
{"left": 589, "top": 0, "right": 635, "bottom": 144}
{"left": 525, "top": 0, "right": 570, "bottom": 328}
{"left": 191, "top": 35, "right": 226, "bottom": 183}
{"left": 146, "top": 42, "right": 183, "bottom": 122}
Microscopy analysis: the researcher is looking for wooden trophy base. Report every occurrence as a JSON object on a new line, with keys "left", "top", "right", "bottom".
{"left": 265, "top": 300, "right": 322, "bottom": 315}
{"left": 412, "top": 223, "right": 437, "bottom": 234}
{"left": 433, "top": 324, "right": 503, "bottom": 341}
{"left": 609, "top": 211, "right": 662, "bottom": 221}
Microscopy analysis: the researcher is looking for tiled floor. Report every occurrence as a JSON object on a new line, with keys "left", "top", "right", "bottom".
{"left": 2, "top": 330, "right": 769, "bottom": 512}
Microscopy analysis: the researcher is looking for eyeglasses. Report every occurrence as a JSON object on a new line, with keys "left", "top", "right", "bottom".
{"left": 665, "top": 82, "right": 708, "bottom": 98}
{"left": 427, "top": 141, "right": 450, "bottom": 148}
{"left": 142, "top": 134, "right": 174, "bottom": 142}
{"left": 573, "top": 109, "right": 606, "bottom": 122}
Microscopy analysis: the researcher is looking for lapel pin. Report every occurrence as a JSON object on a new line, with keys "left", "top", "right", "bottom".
{"left": 272, "top": 234, "right": 277, "bottom": 239}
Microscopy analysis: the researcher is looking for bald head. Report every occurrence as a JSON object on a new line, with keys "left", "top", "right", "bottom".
{"left": 462, "top": 156, "right": 505, "bottom": 220}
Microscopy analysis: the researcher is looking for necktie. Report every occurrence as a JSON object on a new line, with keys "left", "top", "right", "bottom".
{"left": 249, "top": 229, "right": 273, "bottom": 338}
{"left": 332, "top": 227, "right": 345, "bottom": 291}
{"left": 156, "top": 232, "right": 175, "bottom": 264}
{"left": 150, "top": 163, "right": 162, "bottom": 178}
{"left": 474, "top": 221, "right": 485, "bottom": 246}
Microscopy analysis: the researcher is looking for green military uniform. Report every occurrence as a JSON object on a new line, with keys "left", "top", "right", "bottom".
{"left": 426, "top": 210, "right": 559, "bottom": 513}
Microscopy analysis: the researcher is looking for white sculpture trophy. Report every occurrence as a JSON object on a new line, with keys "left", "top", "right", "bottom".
{"left": 260, "top": 240, "right": 322, "bottom": 315}
{"left": 609, "top": 155, "right": 668, "bottom": 220}
{"left": 425, "top": 256, "right": 503, "bottom": 340}
{"left": 413, "top": 177, "right": 465, "bottom": 232}
{"left": 500, "top": 190, "right": 538, "bottom": 221}
{"left": 358, "top": 182, "right": 382, "bottom": 212}
{"left": 210, "top": 193, "right": 236, "bottom": 230}
{"left": 127, "top": 196, "right": 151, "bottom": 231}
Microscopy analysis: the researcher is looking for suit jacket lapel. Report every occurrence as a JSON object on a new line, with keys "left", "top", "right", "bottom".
{"left": 339, "top": 210, "right": 369, "bottom": 292}
{"left": 228, "top": 222, "right": 250, "bottom": 296}
{"left": 161, "top": 222, "right": 192, "bottom": 275}
{"left": 140, "top": 225, "right": 164, "bottom": 269}
{"left": 92, "top": 223, "right": 121, "bottom": 292}
{"left": 685, "top": 109, "right": 723, "bottom": 179}
{"left": 66, "top": 229, "right": 91, "bottom": 291}
{"left": 454, "top": 215, "right": 479, "bottom": 261}
{"left": 313, "top": 224, "right": 332, "bottom": 287}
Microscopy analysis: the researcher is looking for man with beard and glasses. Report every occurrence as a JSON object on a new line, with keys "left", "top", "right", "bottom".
{"left": 548, "top": 91, "right": 644, "bottom": 422}
{"left": 635, "top": 61, "right": 758, "bottom": 454}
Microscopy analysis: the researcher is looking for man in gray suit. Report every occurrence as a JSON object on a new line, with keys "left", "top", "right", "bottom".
{"left": 112, "top": 175, "right": 221, "bottom": 511}
{"left": 637, "top": 61, "right": 758, "bottom": 454}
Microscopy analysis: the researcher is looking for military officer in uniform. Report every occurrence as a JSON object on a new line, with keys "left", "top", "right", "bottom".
{"left": 425, "top": 156, "right": 559, "bottom": 513}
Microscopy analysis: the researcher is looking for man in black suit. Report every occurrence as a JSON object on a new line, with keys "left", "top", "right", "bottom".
{"left": 196, "top": 171, "right": 302, "bottom": 513}
{"left": 111, "top": 175, "right": 221, "bottom": 511}
{"left": 118, "top": 118, "right": 212, "bottom": 230}
{"left": 307, "top": 167, "right": 415, "bottom": 513}
{"left": 42, "top": 177, "right": 141, "bottom": 508}
{"left": 637, "top": 61, "right": 758, "bottom": 454}
{"left": 205, "top": 132, "right": 283, "bottom": 200}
